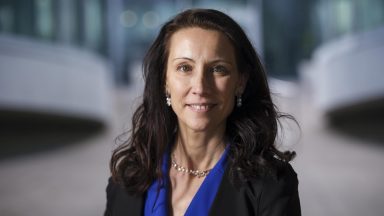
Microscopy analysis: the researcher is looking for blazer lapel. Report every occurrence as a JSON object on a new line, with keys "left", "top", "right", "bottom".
{"left": 109, "top": 182, "right": 144, "bottom": 216}
{"left": 209, "top": 169, "right": 239, "bottom": 216}
{"left": 121, "top": 193, "right": 144, "bottom": 216}
{"left": 209, "top": 168, "right": 260, "bottom": 216}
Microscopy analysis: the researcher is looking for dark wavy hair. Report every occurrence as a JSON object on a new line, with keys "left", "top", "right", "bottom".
{"left": 110, "top": 8, "right": 296, "bottom": 195}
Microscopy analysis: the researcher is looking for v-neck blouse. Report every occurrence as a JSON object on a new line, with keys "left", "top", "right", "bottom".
{"left": 144, "top": 147, "right": 229, "bottom": 216}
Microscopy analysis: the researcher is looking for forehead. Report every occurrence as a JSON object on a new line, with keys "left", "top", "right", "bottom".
{"left": 167, "top": 27, "right": 236, "bottom": 60}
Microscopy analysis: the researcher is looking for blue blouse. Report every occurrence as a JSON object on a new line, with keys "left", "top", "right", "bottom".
{"left": 144, "top": 147, "right": 229, "bottom": 216}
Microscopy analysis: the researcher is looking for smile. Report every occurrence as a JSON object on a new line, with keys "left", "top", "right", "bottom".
{"left": 187, "top": 104, "right": 216, "bottom": 112}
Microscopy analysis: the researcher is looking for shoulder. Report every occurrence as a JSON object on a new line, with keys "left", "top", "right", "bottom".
{"left": 263, "top": 158, "right": 299, "bottom": 190}
{"left": 242, "top": 158, "right": 298, "bottom": 190}
{"left": 211, "top": 159, "right": 300, "bottom": 215}
{"left": 247, "top": 159, "right": 301, "bottom": 215}
{"left": 104, "top": 177, "right": 144, "bottom": 216}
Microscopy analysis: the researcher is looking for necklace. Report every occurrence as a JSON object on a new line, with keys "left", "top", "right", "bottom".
{"left": 171, "top": 154, "right": 212, "bottom": 178}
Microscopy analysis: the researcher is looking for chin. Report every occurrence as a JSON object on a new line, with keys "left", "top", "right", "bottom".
{"left": 184, "top": 120, "right": 212, "bottom": 132}
{"left": 188, "top": 124, "right": 211, "bottom": 132}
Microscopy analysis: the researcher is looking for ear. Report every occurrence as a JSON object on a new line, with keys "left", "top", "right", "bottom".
{"left": 164, "top": 72, "right": 170, "bottom": 95}
{"left": 164, "top": 83, "right": 170, "bottom": 96}
{"left": 236, "top": 73, "right": 249, "bottom": 95}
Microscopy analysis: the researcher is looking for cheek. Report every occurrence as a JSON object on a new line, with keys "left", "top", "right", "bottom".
{"left": 167, "top": 76, "right": 188, "bottom": 101}
{"left": 169, "top": 79, "right": 185, "bottom": 94}
{"left": 217, "top": 79, "right": 237, "bottom": 99}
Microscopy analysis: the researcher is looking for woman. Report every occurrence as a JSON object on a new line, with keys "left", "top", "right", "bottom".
{"left": 105, "top": 9, "right": 301, "bottom": 216}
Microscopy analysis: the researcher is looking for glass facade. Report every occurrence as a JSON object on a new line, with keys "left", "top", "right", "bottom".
{"left": 5, "top": 0, "right": 382, "bottom": 80}
{"left": 0, "top": 0, "right": 259, "bottom": 84}
{"left": 262, "top": 0, "right": 384, "bottom": 78}
{"left": 314, "top": 0, "right": 384, "bottom": 43}
{"left": 0, "top": 0, "right": 105, "bottom": 51}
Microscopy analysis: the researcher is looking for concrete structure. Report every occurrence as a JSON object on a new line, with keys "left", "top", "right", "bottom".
{"left": 300, "top": 26, "right": 384, "bottom": 115}
{"left": 0, "top": 35, "right": 113, "bottom": 124}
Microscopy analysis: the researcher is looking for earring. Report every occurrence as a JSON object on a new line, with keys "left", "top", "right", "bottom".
{"left": 166, "top": 95, "right": 171, "bottom": 106}
{"left": 236, "top": 95, "right": 242, "bottom": 107}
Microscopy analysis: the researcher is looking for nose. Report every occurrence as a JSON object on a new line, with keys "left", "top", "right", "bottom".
{"left": 191, "top": 67, "right": 210, "bottom": 95}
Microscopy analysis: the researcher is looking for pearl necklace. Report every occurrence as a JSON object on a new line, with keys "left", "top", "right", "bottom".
{"left": 171, "top": 154, "right": 212, "bottom": 178}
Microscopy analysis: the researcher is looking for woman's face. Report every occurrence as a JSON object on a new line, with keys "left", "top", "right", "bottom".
{"left": 165, "top": 27, "right": 244, "bottom": 133}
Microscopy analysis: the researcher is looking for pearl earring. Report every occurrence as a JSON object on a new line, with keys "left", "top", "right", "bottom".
{"left": 236, "top": 95, "right": 242, "bottom": 107}
{"left": 166, "top": 95, "right": 171, "bottom": 106}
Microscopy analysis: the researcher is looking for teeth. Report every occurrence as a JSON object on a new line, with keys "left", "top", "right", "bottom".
{"left": 190, "top": 104, "right": 210, "bottom": 111}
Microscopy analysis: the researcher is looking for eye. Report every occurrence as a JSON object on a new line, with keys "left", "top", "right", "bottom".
{"left": 176, "top": 64, "right": 192, "bottom": 72}
{"left": 212, "top": 65, "right": 229, "bottom": 74}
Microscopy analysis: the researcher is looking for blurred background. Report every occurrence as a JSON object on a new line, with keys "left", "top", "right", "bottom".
{"left": 0, "top": 0, "right": 383, "bottom": 215}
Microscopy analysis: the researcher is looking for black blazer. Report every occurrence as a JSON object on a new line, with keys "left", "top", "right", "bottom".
{"left": 104, "top": 160, "right": 301, "bottom": 216}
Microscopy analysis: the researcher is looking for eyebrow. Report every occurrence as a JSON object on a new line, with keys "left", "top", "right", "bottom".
{"left": 172, "top": 57, "right": 194, "bottom": 62}
{"left": 172, "top": 57, "right": 234, "bottom": 66}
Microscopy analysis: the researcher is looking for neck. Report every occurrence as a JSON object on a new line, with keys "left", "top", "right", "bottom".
{"left": 172, "top": 126, "right": 227, "bottom": 171}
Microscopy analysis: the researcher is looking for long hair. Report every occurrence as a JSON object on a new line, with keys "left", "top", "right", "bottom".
{"left": 110, "top": 8, "right": 296, "bottom": 195}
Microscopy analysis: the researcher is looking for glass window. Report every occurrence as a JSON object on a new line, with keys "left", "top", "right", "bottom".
{"left": 35, "top": 0, "right": 54, "bottom": 40}
{"left": 0, "top": 4, "right": 14, "bottom": 32}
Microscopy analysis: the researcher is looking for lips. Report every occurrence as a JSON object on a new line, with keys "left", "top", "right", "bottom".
{"left": 187, "top": 103, "right": 216, "bottom": 112}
